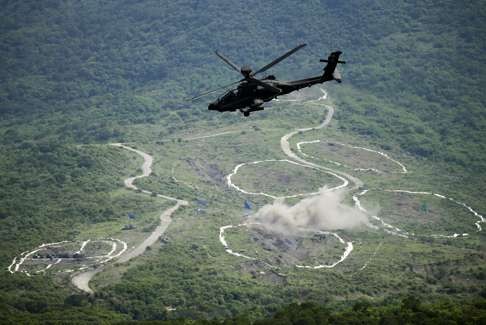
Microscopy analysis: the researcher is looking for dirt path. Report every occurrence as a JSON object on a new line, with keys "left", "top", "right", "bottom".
{"left": 71, "top": 269, "right": 100, "bottom": 294}
{"left": 117, "top": 201, "right": 186, "bottom": 263}
{"left": 279, "top": 104, "right": 363, "bottom": 191}
{"left": 184, "top": 130, "right": 239, "bottom": 141}
{"left": 71, "top": 144, "right": 187, "bottom": 294}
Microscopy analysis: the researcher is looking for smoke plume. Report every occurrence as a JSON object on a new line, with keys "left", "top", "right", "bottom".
{"left": 249, "top": 187, "right": 368, "bottom": 236}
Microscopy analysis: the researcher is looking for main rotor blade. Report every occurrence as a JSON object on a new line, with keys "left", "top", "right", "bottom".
{"left": 252, "top": 43, "right": 307, "bottom": 76}
{"left": 189, "top": 80, "right": 241, "bottom": 101}
{"left": 215, "top": 51, "right": 241, "bottom": 74}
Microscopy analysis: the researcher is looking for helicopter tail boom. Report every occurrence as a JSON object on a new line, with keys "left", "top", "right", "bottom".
{"left": 320, "top": 51, "right": 345, "bottom": 82}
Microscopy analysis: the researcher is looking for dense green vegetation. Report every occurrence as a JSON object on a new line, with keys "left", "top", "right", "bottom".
{"left": 111, "top": 297, "right": 486, "bottom": 324}
{"left": 252, "top": 296, "right": 486, "bottom": 325}
{"left": 1, "top": 0, "right": 485, "bottom": 170}
{"left": 1, "top": 0, "right": 485, "bottom": 323}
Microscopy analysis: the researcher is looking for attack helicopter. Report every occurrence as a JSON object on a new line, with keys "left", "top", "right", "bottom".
{"left": 191, "top": 44, "right": 345, "bottom": 116}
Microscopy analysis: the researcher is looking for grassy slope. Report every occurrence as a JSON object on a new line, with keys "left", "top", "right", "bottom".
{"left": 0, "top": 0, "right": 485, "bottom": 322}
{"left": 93, "top": 99, "right": 485, "bottom": 320}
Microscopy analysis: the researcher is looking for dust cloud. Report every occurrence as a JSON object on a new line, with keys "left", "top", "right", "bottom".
{"left": 248, "top": 187, "right": 369, "bottom": 236}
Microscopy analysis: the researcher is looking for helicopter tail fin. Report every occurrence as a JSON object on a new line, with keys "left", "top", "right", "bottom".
{"left": 320, "top": 51, "right": 345, "bottom": 82}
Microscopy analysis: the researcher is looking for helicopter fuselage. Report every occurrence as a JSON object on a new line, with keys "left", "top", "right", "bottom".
{"left": 208, "top": 74, "right": 334, "bottom": 116}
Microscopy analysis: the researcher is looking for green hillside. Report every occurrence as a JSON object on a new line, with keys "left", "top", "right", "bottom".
{"left": 1, "top": 0, "right": 485, "bottom": 322}
{"left": 2, "top": 1, "right": 485, "bottom": 168}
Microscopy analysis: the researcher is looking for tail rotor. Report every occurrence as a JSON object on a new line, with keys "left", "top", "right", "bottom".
{"left": 320, "top": 51, "right": 346, "bottom": 82}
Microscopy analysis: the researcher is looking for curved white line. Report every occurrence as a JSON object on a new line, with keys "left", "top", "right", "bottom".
{"left": 74, "top": 239, "right": 90, "bottom": 255}
{"left": 297, "top": 140, "right": 407, "bottom": 174}
{"left": 279, "top": 104, "right": 361, "bottom": 190}
{"left": 7, "top": 257, "right": 16, "bottom": 274}
{"left": 37, "top": 258, "right": 62, "bottom": 274}
{"left": 354, "top": 189, "right": 483, "bottom": 238}
{"left": 219, "top": 224, "right": 256, "bottom": 260}
{"left": 226, "top": 159, "right": 345, "bottom": 199}
{"left": 295, "top": 231, "right": 353, "bottom": 269}
{"left": 219, "top": 223, "right": 352, "bottom": 269}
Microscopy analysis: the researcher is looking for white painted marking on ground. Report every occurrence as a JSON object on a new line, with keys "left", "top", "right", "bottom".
{"left": 74, "top": 239, "right": 90, "bottom": 255}
{"left": 354, "top": 189, "right": 483, "bottom": 238}
{"left": 297, "top": 140, "right": 407, "bottom": 174}
{"left": 226, "top": 159, "right": 344, "bottom": 199}
{"left": 219, "top": 223, "right": 352, "bottom": 269}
